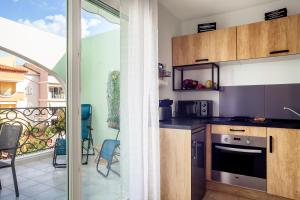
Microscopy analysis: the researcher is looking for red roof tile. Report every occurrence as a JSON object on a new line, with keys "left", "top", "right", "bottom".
{"left": 0, "top": 64, "right": 28, "bottom": 73}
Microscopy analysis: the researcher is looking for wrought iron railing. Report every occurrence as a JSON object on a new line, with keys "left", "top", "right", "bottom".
{"left": 0, "top": 107, "right": 66, "bottom": 158}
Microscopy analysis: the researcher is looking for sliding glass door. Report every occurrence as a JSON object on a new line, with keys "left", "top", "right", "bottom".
{"left": 77, "top": 0, "right": 121, "bottom": 199}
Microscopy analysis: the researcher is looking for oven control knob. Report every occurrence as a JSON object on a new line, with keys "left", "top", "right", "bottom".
{"left": 224, "top": 137, "right": 229, "bottom": 143}
{"left": 246, "top": 139, "right": 251, "bottom": 144}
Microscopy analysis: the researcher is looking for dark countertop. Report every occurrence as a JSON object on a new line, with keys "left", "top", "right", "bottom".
{"left": 159, "top": 117, "right": 300, "bottom": 130}
{"left": 159, "top": 118, "right": 209, "bottom": 130}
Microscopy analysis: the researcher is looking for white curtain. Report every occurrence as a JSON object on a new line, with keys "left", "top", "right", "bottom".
{"left": 120, "top": 0, "right": 160, "bottom": 199}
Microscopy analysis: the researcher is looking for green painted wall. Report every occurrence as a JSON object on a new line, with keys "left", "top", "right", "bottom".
{"left": 81, "top": 29, "right": 120, "bottom": 144}
{"left": 53, "top": 55, "right": 66, "bottom": 83}
{"left": 54, "top": 29, "right": 120, "bottom": 145}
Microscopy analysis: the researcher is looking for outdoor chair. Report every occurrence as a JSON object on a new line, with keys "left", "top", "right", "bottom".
{"left": 0, "top": 124, "right": 23, "bottom": 197}
{"left": 52, "top": 136, "right": 66, "bottom": 168}
{"left": 81, "top": 104, "right": 94, "bottom": 165}
{"left": 53, "top": 104, "right": 94, "bottom": 168}
{"left": 96, "top": 131, "right": 120, "bottom": 177}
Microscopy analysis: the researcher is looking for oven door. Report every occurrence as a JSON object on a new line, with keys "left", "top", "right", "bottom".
{"left": 212, "top": 142, "right": 266, "bottom": 191}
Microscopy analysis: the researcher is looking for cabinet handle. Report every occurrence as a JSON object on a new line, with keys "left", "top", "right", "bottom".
{"left": 192, "top": 141, "right": 197, "bottom": 160}
{"left": 195, "top": 142, "right": 198, "bottom": 160}
{"left": 229, "top": 128, "right": 245, "bottom": 132}
{"left": 195, "top": 59, "right": 209, "bottom": 62}
{"left": 269, "top": 136, "right": 273, "bottom": 153}
{"left": 269, "top": 50, "right": 289, "bottom": 54}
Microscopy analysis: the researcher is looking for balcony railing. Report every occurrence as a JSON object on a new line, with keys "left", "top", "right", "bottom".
{"left": 0, "top": 107, "right": 66, "bottom": 158}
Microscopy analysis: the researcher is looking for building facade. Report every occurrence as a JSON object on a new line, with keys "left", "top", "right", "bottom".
{"left": 0, "top": 56, "right": 65, "bottom": 108}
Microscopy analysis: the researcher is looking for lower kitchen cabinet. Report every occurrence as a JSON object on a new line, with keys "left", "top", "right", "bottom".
{"left": 298, "top": 14, "right": 300, "bottom": 53}
{"left": 160, "top": 128, "right": 192, "bottom": 200}
{"left": 160, "top": 127, "right": 206, "bottom": 200}
{"left": 267, "top": 128, "right": 300, "bottom": 200}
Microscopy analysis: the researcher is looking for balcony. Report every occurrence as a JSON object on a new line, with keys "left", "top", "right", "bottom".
{"left": 0, "top": 107, "right": 66, "bottom": 159}
{"left": 0, "top": 155, "right": 120, "bottom": 200}
{"left": 0, "top": 107, "right": 120, "bottom": 200}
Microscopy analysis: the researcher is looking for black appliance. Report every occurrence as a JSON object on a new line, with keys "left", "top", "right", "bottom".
{"left": 265, "top": 8, "right": 287, "bottom": 20}
{"left": 176, "top": 100, "right": 213, "bottom": 118}
{"left": 159, "top": 99, "right": 173, "bottom": 121}
{"left": 191, "top": 126, "right": 206, "bottom": 200}
{"left": 198, "top": 22, "right": 216, "bottom": 33}
{"left": 211, "top": 133, "right": 267, "bottom": 191}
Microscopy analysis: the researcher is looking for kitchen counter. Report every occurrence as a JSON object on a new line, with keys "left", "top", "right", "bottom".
{"left": 159, "top": 117, "right": 300, "bottom": 130}
{"left": 159, "top": 118, "right": 208, "bottom": 130}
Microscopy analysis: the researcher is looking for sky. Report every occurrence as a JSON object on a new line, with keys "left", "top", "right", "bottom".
{"left": 0, "top": 0, "right": 119, "bottom": 38}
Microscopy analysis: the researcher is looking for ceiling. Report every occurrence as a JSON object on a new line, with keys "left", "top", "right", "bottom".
{"left": 159, "top": 0, "right": 280, "bottom": 20}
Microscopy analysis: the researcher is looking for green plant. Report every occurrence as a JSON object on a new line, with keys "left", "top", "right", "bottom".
{"left": 107, "top": 71, "right": 120, "bottom": 129}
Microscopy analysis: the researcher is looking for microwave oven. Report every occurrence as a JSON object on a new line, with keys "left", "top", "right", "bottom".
{"left": 176, "top": 100, "right": 213, "bottom": 118}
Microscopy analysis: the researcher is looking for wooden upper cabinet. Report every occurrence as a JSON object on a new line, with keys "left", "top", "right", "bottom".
{"left": 209, "top": 27, "right": 237, "bottom": 63}
{"left": 172, "top": 34, "right": 195, "bottom": 66}
{"left": 267, "top": 128, "right": 300, "bottom": 200}
{"left": 238, "top": 14, "right": 299, "bottom": 60}
{"left": 193, "top": 32, "right": 211, "bottom": 64}
{"left": 172, "top": 27, "right": 237, "bottom": 66}
{"left": 173, "top": 14, "right": 300, "bottom": 65}
{"left": 237, "top": 21, "right": 268, "bottom": 59}
{"left": 268, "top": 14, "right": 298, "bottom": 56}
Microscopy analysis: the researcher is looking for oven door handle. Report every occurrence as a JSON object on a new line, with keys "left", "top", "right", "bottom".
{"left": 215, "top": 145, "right": 262, "bottom": 154}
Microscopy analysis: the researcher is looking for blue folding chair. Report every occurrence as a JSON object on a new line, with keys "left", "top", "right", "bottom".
{"left": 81, "top": 104, "right": 94, "bottom": 165}
{"left": 52, "top": 136, "right": 66, "bottom": 168}
{"left": 96, "top": 139, "right": 120, "bottom": 177}
{"left": 96, "top": 131, "right": 120, "bottom": 177}
{"left": 53, "top": 104, "right": 94, "bottom": 167}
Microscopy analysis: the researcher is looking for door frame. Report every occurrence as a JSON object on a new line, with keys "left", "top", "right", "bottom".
{"left": 67, "top": 0, "right": 82, "bottom": 199}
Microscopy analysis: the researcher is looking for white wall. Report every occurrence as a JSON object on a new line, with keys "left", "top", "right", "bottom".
{"left": 173, "top": 1, "right": 300, "bottom": 116}
{"left": 158, "top": 3, "right": 181, "bottom": 114}
{"left": 220, "top": 57, "right": 300, "bottom": 86}
{"left": 0, "top": 17, "right": 65, "bottom": 70}
{"left": 17, "top": 74, "right": 40, "bottom": 107}
{"left": 181, "top": 0, "right": 300, "bottom": 35}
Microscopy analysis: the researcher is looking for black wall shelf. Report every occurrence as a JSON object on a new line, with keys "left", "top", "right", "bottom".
{"left": 172, "top": 63, "right": 220, "bottom": 91}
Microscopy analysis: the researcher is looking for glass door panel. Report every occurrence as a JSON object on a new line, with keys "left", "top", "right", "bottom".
{"left": 80, "top": 0, "right": 121, "bottom": 199}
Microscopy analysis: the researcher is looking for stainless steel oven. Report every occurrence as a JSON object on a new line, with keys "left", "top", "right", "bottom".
{"left": 211, "top": 134, "right": 267, "bottom": 191}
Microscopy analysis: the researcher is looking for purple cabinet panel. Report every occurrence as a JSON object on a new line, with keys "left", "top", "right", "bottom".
{"left": 219, "top": 86, "right": 265, "bottom": 118}
{"left": 220, "top": 84, "right": 300, "bottom": 120}
{"left": 265, "top": 84, "right": 300, "bottom": 120}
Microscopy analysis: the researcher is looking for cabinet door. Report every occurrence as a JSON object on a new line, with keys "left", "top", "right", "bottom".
{"left": 160, "top": 128, "right": 191, "bottom": 200}
{"left": 172, "top": 35, "right": 195, "bottom": 66}
{"left": 193, "top": 32, "right": 211, "bottom": 64}
{"left": 267, "top": 15, "right": 298, "bottom": 57}
{"left": 209, "top": 27, "right": 237, "bottom": 62}
{"left": 297, "top": 14, "right": 300, "bottom": 54}
{"left": 238, "top": 15, "right": 298, "bottom": 60}
{"left": 267, "top": 128, "right": 300, "bottom": 199}
{"left": 237, "top": 21, "right": 268, "bottom": 59}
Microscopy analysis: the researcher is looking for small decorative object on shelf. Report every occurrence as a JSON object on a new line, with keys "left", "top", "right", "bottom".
{"left": 158, "top": 63, "right": 171, "bottom": 78}
{"left": 197, "top": 22, "right": 216, "bottom": 33}
{"left": 182, "top": 79, "right": 198, "bottom": 89}
{"left": 172, "top": 63, "right": 220, "bottom": 91}
{"left": 265, "top": 8, "right": 287, "bottom": 21}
